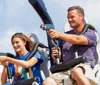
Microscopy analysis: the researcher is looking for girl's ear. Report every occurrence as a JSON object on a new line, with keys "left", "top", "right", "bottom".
{"left": 23, "top": 41, "right": 27, "bottom": 46}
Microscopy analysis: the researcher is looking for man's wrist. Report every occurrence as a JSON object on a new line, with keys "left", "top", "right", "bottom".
{"left": 58, "top": 32, "right": 62, "bottom": 38}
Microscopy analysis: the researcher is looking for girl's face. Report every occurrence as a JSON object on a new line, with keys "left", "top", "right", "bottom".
{"left": 12, "top": 37, "right": 26, "bottom": 53}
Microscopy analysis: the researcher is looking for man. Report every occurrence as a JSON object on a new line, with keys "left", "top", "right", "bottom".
{"left": 42, "top": 6, "right": 97, "bottom": 85}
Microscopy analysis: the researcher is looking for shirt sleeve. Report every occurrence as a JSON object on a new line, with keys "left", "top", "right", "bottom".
{"left": 33, "top": 52, "right": 44, "bottom": 64}
{"left": 8, "top": 63, "right": 15, "bottom": 76}
{"left": 83, "top": 29, "right": 97, "bottom": 45}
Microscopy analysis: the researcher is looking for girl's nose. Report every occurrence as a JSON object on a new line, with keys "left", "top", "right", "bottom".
{"left": 13, "top": 43, "right": 17, "bottom": 47}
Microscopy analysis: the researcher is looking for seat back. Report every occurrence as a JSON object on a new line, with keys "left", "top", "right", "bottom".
{"left": 26, "top": 33, "right": 50, "bottom": 79}
{"left": 95, "top": 32, "right": 100, "bottom": 64}
{"left": 39, "top": 49, "right": 49, "bottom": 79}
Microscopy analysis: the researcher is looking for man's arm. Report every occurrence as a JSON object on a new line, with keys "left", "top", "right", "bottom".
{"left": 58, "top": 33, "right": 88, "bottom": 45}
{"left": 48, "top": 29, "right": 88, "bottom": 45}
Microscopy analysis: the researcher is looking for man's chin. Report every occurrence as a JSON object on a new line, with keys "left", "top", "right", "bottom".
{"left": 70, "top": 25, "right": 75, "bottom": 28}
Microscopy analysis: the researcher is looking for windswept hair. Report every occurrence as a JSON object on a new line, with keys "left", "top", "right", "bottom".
{"left": 67, "top": 6, "right": 85, "bottom": 17}
{"left": 11, "top": 32, "right": 36, "bottom": 56}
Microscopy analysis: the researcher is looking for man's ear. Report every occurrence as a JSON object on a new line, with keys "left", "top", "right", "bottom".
{"left": 80, "top": 14, "right": 84, "bottom": 20}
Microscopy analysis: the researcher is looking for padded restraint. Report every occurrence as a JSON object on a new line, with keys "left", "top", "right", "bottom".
{"left": 26, "top": 42, "right": 48, "bottom": 60}
{"left": 26, "top": 42, "right": 40, "bottom": 60}
{"left": 11, "top": 78, "right": 38, "bottom": 85}
{"left": 0, "top": 52, "right": 15, "bottom": 58}
{"left": 79, "top": 23, "right": 97, "bottom": 35}
{"left": 50, "top": 57, "right": 86, "bottom": 73}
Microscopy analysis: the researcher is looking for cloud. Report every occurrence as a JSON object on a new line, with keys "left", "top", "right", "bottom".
{"left": 0, "top": 0, "right": 100, "bottom": 53}
{"left": 0, "top": 28, "right": 14, "bottom": 53}
{"left": 0, "top": 27, "right": 26, "bottom": 53}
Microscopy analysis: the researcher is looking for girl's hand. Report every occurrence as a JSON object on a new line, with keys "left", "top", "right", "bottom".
{"left": 0, "top": 56, "right": 7, "bottom": 62}
{"left": 1, "top": 61, "right": 8, "bottom": 66}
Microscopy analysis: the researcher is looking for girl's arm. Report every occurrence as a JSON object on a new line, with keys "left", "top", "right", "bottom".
{"left": 6, "top": 57, "right": 38, "bottom": 68}
{"left": 0, "top": 56, "right": 38, "bottom": 68}
{"left": 1, "top": 62, "right": 8, "bottom": 84}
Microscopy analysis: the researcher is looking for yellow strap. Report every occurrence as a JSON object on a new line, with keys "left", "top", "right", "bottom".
{"left": 29, "top": 68, "right": 33, "bottom": 78}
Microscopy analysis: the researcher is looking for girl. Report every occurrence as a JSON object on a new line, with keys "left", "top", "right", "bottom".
{"left": 0, "top": 33, "right": 44, "bottom": 85}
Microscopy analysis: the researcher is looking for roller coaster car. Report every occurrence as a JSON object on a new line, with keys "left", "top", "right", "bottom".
{"left": 5, "top": 0, "right": 99, "bottom": 85}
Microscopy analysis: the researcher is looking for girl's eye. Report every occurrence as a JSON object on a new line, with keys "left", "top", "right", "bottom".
{"left": 12, "top": 41, "right": 19, "bottom": 45}
{"left": 16, "top": 41, "right": 19, "bottom": 44}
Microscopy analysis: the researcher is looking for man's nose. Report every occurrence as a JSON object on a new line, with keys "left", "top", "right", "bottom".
{"left": 68, "top": 18, "right": 72, "bottom": 22}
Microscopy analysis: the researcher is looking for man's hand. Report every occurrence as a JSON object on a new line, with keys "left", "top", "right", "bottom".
{"left": 48, "top": 29, "right": 60, "bottom": 39}
{"left": 51, "top": 47, "right": 61, "bottom": 63}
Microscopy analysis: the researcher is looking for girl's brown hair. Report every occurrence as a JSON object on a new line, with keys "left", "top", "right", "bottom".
{"left": 11, "top": 32, "right": 36, "bottom": 56}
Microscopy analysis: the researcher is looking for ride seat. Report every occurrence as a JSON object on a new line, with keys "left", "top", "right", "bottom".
{"left": 27, "top": 33, "right": 50, "bottom": 79}
{"left": 92, "top": 32, "right": 100, "bottom": 84}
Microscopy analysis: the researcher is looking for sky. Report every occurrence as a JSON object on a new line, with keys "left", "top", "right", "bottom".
{"left": 0, "top": 0, "right": 100, "bottom": 53}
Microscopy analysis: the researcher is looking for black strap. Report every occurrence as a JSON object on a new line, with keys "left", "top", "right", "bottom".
{"left": 74, "top": 23, "right": 97, "bottom": 53}
{"left": 26, "top": 42, "right": 39, "bottom": 60}
{"left": 25, "top": 42, "right": 40, "bottom": 73}
{"left": 26, "top": 42, "right": 48, "bottom": 60}
{"left": 78, "top": 23, "right": 96, "bottom": 35}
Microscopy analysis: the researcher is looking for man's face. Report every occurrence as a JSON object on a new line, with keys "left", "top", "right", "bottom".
{"left": 67, "top": 9, "right": 83, "bottom": 29}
